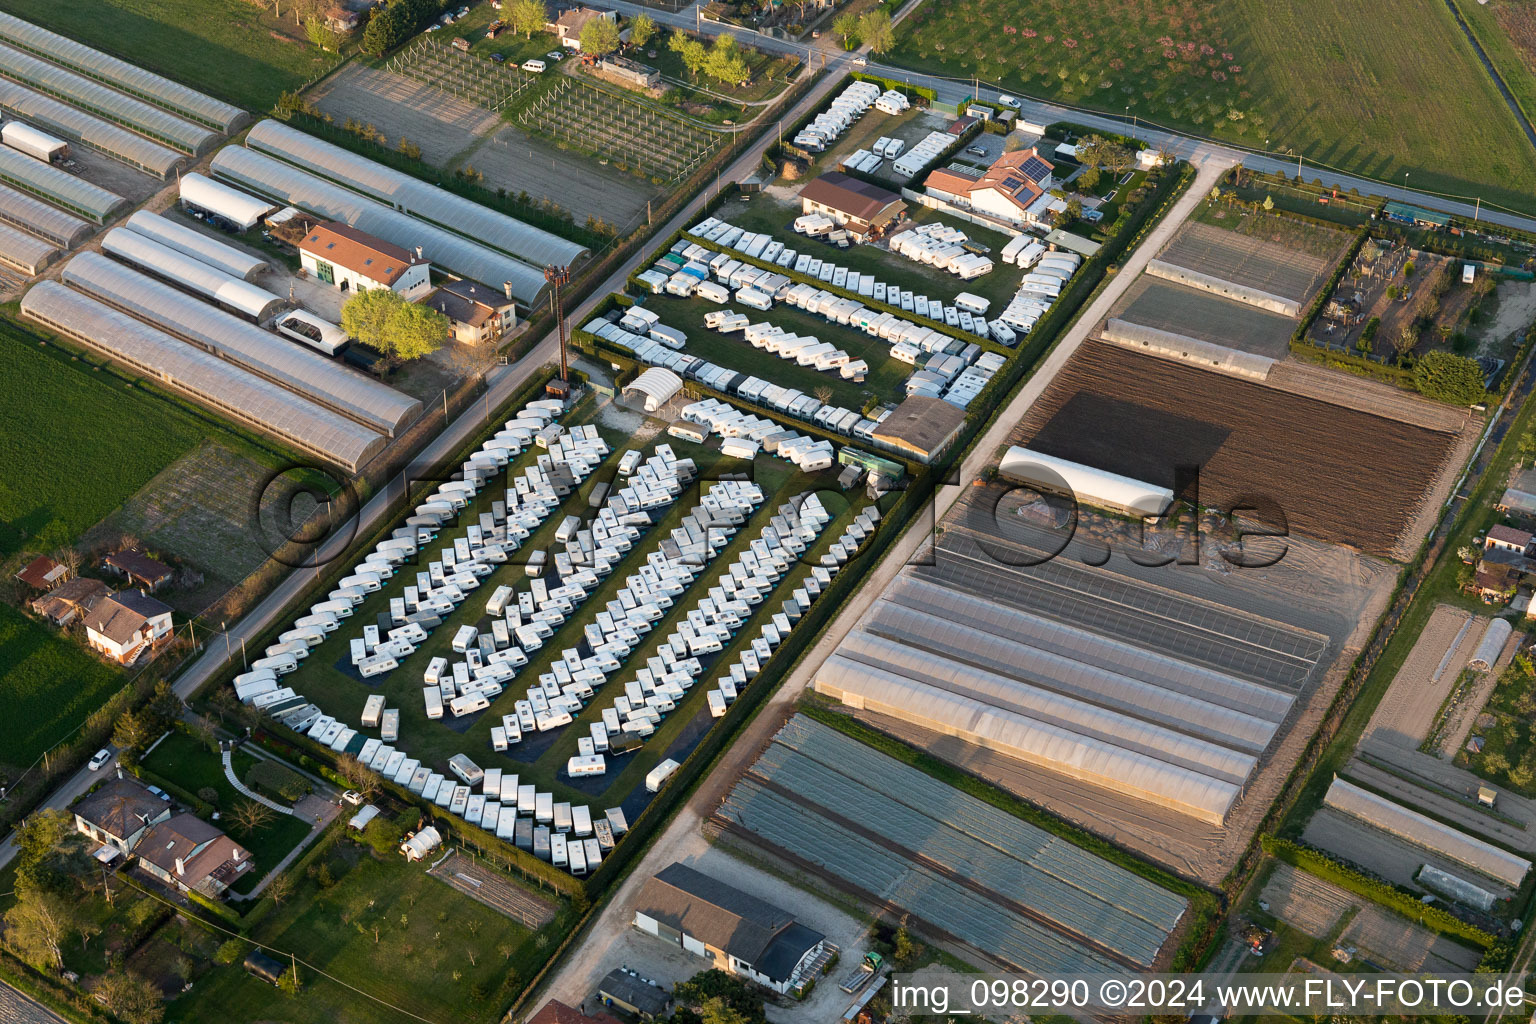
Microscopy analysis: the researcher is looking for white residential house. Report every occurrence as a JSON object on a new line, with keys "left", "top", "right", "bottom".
{"left": 84, "top": 591, "right": 173, "bottom": 664}
{"left": 299, "top": 222, "right": 432, "bottom": 299}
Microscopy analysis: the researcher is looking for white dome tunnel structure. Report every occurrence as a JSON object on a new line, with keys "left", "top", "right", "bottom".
{"left": 179, "top": 172, "right": 275, "bottom": 232}
{"left": 623, "top": 367, "right": 684, "bottom": 413}
{"left": 999, "top": 446, "right": 1174, "bottom": 519}
{"left": 101, "top": 226, "right": 285, "bottom": 322}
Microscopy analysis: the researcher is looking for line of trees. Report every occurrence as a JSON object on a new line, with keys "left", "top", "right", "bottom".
{"left": 669, "top": 29, "right": 749, "bottom": 85}
{"left": 831, "top": 9, "right": 893, "bottom": 53}
{"left": 361, "top": 0, "right": 446, "bottom": 56}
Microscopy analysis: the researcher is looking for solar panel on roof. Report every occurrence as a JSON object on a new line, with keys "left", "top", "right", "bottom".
{"left": 1020, "top": 156, "right": 1052, "bottom": 181}
{"left": 1001, "top": 176, "right": 1024, "bottom": 190}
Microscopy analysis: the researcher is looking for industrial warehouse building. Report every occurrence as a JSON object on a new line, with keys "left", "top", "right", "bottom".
{"left": 812, "top": 572, "right": 1300, "bottom": 824}
{"left": 211, "top": 145, "right": 553, "bottom": 308}
{"left": 244, "top": 119, "right": 588, "bottom": 270}
{"left": 22, "top": 281, "right": 387, "bottom": 473}
{"left": 299, "top": 222, "right": 432, "bottom": 298}
{"left": 0, "top": 12, "right": 245, "bottom": 133}
{"left": 633, "top": 863, "right": 828, "bottom": 995}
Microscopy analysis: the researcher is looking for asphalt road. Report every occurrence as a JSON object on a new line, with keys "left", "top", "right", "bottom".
{"left": 0, "top": 51, "right": 855, "bottom": 877}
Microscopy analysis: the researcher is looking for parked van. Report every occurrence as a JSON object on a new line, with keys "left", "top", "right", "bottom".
{"left": 521, "top": 58, "right": 546, "bottom": 72}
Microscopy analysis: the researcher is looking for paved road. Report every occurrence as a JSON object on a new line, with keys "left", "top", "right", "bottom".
{"left": 533, "top": 150, "right": 1231, "bottom": 1016}
{"left": 0, "top": 51, "right": 856, "bottom": 877}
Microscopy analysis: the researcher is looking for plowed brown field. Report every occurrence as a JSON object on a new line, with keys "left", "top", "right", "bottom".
{"left": 1011, "top": 342, "right": 1462, "bottom": 557}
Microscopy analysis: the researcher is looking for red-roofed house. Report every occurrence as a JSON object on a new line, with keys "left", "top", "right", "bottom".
{"left": 923, "top": 148, "right": 1057, "bottom": 227}
{"left": 300, "top": 222, "right": 432, "bottom": 299}
{"left": 1487, "top": 524, "right": 1535, "bottom": 557}
{"left": 15, "top": 555, "right": 66, "bottom": 591}
{"left": 528, "top": 1000, "right": 623, "bottom": 1024}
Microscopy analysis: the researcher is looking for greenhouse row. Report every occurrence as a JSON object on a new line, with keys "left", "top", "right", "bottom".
{"left": 0, "top": 218, "right": 56, "bottom": 274}
{"left": 21, "top": 281, "right": 385, "bottom": 473}
{"left": 63, "top": 251, "right": 421, "bottom": 436}
{"left": 0, "top": 11, "right": 244, "bottom": 132}
{"left": 0, "top": 180, "right": 90, "bottom": 246}
{"left": 101, "top": 226, "right": 284, "bottom": 321}
{"left": 749, "top": 721, "right": 1180, "bottom": 964}
{"left": 123, "top": 209, "right": 265, "bottom": 280}
{"left": 211, "top": 145, "right": 551, "bottom": 307}
{"left": 0, "top": 42, "right": 215, "bottom": 154}
{"left": 0, "top": 78, "right": 183, "bottom": 178}
{"left": 0, "top": 143, "right": 122, "bottom": 221}
{"left": 246, "top": 118, "right": 588, "bottom": 270}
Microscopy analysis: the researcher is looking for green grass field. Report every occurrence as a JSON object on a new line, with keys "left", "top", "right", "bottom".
{"left": 0, "top": 0, "right": 342, "bottom": 111}
{"left": 1454, "top": 0, "right": 1536, "bottom": 143}
{"left": 888, "top": 0, "right": 1536, "bottom": 216}
{"left": 0, "top": 603, "right": 124, "bottom": 774}
{"left": 170, "top": 837, "right": 558, "bottom": 1024}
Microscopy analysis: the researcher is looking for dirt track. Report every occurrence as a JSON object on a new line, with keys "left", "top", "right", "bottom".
{"left": 1364, "top": 604, "right": 1479, "bottom": 749}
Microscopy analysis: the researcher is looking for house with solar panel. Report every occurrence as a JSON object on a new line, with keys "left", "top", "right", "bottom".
{"left": 924, "top": 148, "right": 1059, "bottom": 228}
{"left": 632, "top": 862, "right": 828, "bottom": 995}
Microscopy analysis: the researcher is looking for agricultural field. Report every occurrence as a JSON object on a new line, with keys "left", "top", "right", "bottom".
{"left": 886, "top": 0, "right": 1536, "bottom": 216}
{"left": 0, "top": 0, "right": 341, "bottom": 112}
{"left": 1458, "top": 0, "right": 1536, "bottom": 139}
{"left": 0, "top": 603, "right": 124, "bottom": 775}
{"left": 257, "top": 392, "right": 879, "bottom": 826}
{"left": 1155, "top": 220, "right": 1347, "bottom": 309}
{"left": 170, "top": 833, "right": 565, "bottom": 1024}
{"left": 1108, "top": 276, "right": 1295, "bottom": 359}
{"left": 1012, "top": 340, "right": 1466, "bottom": 557}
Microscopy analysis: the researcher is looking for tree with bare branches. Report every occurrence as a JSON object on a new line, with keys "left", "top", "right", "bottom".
{"left": 230, "top": 800, "right": 275, "bottom": 837}
{"left": 335, "top": 753, "right": 381, "bottom": 801}
{"left": 266, "top": 871, "right": 295, "bottom": 906}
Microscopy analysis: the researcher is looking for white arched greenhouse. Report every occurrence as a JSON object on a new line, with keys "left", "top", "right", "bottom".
{"left": 101, "top": 227, "right": 285, "bottom": 321}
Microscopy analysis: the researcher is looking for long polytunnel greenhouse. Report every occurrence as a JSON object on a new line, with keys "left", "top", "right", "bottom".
{"left": 0, "top": 219, "right": 56, "bottom": 274}
{"left": 0, "top": 12, "right": 245, "bottom": 133}
{"left": 246, "top": 119, "right": 588, "bottom": 269}
{"left": 749, "top": 716, "right": 1188, "bottom": 966}
{"left": 0, "top": 43, "right": 215, "bottom": 154}
{"left": 0, "top": 80, "right": 183, "bottom": 178}
{"left": 0, "top": 181, "right": 90, "bottom": 246}
{"left": 123, "top": 210, "right": 266, "bottom": 280}
{"left": 21, "top": 281, "right": 384, "bottom": 473}
{"left": 178, "top": 172, "right": 273, "bottom": 232}
{"left": 62, "top": 252, "right": 422, "bottom": 436}
{"left": 812, "top": 573, "right": 1298, "bottom": 824}
{"left": 0, "top": 143, "right": 122, "bottom": 221}
{"left": 211, "top": 145, "right": 550, "bottom": 306}
{"left": 101, "top": 227, "right": 285, "bottom": 321}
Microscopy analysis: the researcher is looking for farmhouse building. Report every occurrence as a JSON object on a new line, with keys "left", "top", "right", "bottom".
{"left": 923, "top": 148, "right": 1056, "bottom": 227}
{"left": 73, "top": 778, "right": 171, "bottom": 858}
{"left": 549, "top": 5, "right": 617, "bottom": 49}
{"left": 136, "top": 813, "right": 251, "bottom": 897}
{"left": 15, "top": 554, "right": 66, "bottom": 591}
{"left": 31, "top": 576, "right": 111, "bottom": 627}
{"left": 632, "top": 862, "right": 828, "bottom": 995}
{"left": 528, "top": 1000, "right": 623, "bottom": 1024}
{"left": 799, "top": 172, "right": 906, "bottom": 240}
{"left": 322, "top": 6, "right": 360, "bottom": 31}
{"left": 300, "top": 222, "right": 431, "bottom": 299}
{"left": 84, "top": 590, "right": 174, "bottom": 664}
{"left": 422, "top": 279, "right": 518, "bottom": 345}
{"left": 102, "top": 548, "right": 174, "bottom": 592}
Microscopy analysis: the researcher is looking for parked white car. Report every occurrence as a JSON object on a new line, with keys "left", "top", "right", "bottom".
{"left": 87, "top": 748, "right": 112, "bottom": 771}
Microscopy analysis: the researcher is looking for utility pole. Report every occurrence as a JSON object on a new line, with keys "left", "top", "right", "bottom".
{"left": 544, "top": 264, "right": 571, "bottom": 383}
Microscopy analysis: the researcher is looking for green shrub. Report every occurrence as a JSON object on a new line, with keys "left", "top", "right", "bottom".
{"left": 244, "top": 759, "right": 310, "bottom": 803}
{"left": 1413, "top": 350, "right": 1486, "bottom": 405}
{"left": 213, "top": 940, "right": 245, "bottom": 966}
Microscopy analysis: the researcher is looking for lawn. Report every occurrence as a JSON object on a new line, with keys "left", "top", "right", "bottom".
{"left": 0, "top": 0, "right": 342, "bottom": 112}
{"left": 258, "top": 396, "right": 876, "bottom": 811}
{"left": 887, "top": 0, "right": 1536, "bottom": 217}
{"left": 0, "top": 604, "right": 124, "bottom": 774}
{"left": 170, "top": 839, "right": 559, "bottom": 1024}
{"left": 138, "top": 731, "right": 314, "bottom": 891}
{"left": 1456, "top": 657, "right": 1536, "bottom": 794}
{"left": 1454, "top": 0, "right": 1536, "bottom": 142}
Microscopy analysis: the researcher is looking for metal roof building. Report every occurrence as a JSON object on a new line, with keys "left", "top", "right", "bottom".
{"left": 0, "top": 180, "right": 90, "bottom": 246}
{"left": 210, "top": 145, "right": 550, "bottom": 307}
{"left": 0, "top": 219, "right": 56, "bottom": 274}
{"left": 0, "top": 43, "right": 215, "bottom": 154}
{"left": 178, "top": 172, "right": 274, "bottom": 231}
{"left": 62, "top": 252, "right": 421, "bottom": 436}
{"left": 22, "top": 281, "right": 385, "bottom": 472}
{"left": 1000, "top": 446, "right": 1174, "bottom": 518}
{"left": 1324, "top": 778, "right": 1530, "bottom": 886}
{"left": 0, "top": 142, "right": 123, "bottom": 221}
{"left": 0, "top": 12, "right": 245, "bottom": 133}
{"left": 812, "top": 573, "right": 1295, "bottom": 825}
{"left": 245, "top": 119, "right": 588, "bottom": 270}
{"left": 0, "top": 79, "right": 183, "bottom": 178}
{"left": 101, "top": 227, "right": 284, "bottom": 321}
{"left": 123, "top": 210, "right": 266, "bottom": 280}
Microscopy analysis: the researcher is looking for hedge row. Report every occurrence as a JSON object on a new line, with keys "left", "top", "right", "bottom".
{"left": 1261, "top": 836, "right": 1495, "bottom": 948}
